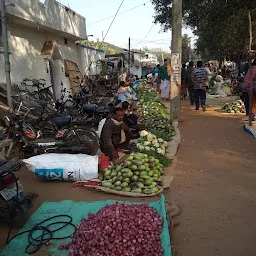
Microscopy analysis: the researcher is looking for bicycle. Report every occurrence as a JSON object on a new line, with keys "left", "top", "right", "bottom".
{"left": 2, "top": 101, "right": 100, "bottom": 158}
{"left": 19, "top": 78, "right": 54, "bottom": 102}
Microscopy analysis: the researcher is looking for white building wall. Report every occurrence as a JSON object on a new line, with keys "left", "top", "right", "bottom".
{"left": 0, "top": 23, "right": 79, "bottom": 96}
{"left": 141, "top": 53, "right": 158, "bottom": 66}
{"left": 80, "top": 46, "right": 105, "bottom": 76}
{"left": 5, "top": 0, "right": 86, "bottom": 39}
{"left": 52, "top": 59, "right": 71, "bottom": 99}
{"left": 130, "top": 66, "right": 142, "bottom": 78}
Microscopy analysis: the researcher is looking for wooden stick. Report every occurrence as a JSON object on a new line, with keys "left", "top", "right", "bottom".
{"left": 248, "top": 10, "right": 254, "bottom": 126}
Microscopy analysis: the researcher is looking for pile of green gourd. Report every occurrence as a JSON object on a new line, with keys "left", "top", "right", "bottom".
{"left": 99, "top": 152, "right": 163, "bottom": 194}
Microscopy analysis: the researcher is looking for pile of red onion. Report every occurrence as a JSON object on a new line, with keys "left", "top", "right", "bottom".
{"left": 59, "top": 202, "right": 164, "bottom": 256}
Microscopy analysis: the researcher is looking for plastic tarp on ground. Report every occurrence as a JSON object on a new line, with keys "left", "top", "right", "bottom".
{"left": 1, "top": 195, "right": 172, "bottom": 256}
{"left": 243, "top": 124, "right": 256, "bottom": 138}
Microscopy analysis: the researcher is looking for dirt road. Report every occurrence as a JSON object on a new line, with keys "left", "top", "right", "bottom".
{"left": 168, "top": 101, "right": 256, "bottom": 256}
{"left": 1, "top": 100, "right": 256, "bottom": 256}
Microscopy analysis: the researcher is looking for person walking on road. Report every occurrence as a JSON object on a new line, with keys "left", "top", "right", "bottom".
{"left": 160, "top": 59, "right": 170, "bottom": 100}
{"left": 185, "top": 61, "right": 195, "bottom": 105}
{"left": 181, "top": 64, "right": 187, "bottom": 100}
{"left": 242, "top": 59, "right": 256, "bottom": 119}
{"left": 153, "top": 64, "right": 161, "bottom": 91}
{"left": 191, "top": 61, "right": 208, "bottom": 111}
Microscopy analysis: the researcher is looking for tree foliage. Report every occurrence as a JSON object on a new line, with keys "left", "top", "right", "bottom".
{"left": 182, "top": 34, "right": 191, "bottom": 63}
{"left": 151, "top": 0, "right": 256, "bottom": 61}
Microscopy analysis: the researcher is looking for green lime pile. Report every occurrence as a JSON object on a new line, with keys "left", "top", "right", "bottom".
{"left": 99, "top": 152, "right": 163, "bottom": 194}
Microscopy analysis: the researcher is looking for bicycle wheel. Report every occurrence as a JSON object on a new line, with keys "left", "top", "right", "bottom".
{"left": 39, "top": 89, "right": 54, "bottom": 101}
{"left": 65, "top": 128, "right": 99, "bottom": 155}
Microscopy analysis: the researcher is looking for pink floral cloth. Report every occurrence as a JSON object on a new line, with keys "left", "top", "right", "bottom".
{"left": 243, "top": 66, "right": 256, "bottom": 90}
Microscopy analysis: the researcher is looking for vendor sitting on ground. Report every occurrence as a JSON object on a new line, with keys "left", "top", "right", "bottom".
{"left": 122, "top": 101, "right": 139, "bottom": 133}
{"left": 117, "top": 81, "right": 137, "bottom": 102}
{"left": 100, "top": 107, "right": 132, "bottom": 160}
{"left": 215, "top": 73, "right": 226, "bottom": 96}
{"left": 132, "top": 75, "right": 143, "bottom": 89}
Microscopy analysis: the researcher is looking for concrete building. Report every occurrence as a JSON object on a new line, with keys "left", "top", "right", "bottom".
{"left": 130, "top": 51, "right": 143, "bottom": 78}
{"left": 0, "top": 0, "right": 105, "bottom": 102}
{"left": 141, "top": 52, "right": 158, "bottom": 67}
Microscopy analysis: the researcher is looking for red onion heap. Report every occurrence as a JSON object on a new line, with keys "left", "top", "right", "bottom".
{"left": 59, "top": 203, "right": 164, "bottom": 256}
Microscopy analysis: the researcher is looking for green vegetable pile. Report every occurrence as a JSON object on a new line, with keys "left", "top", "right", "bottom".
{"left": 222, "top": 99, "right": 245, "bottom": 113}
{"left": 99, "top": 152, "right": 163, "bottom": 194}
{"left": 136, "top": 80, "right": 149, "bottom": 90}
{"left": 149, "top": 129, "right": 173, "bottom": 142}
{"left": 138, "top": 89, "right": 174, "bottom": 135}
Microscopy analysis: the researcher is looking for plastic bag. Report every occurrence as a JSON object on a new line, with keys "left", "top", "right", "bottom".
{"left": 23, "top": 153, "right": 98, "bottom": 182}
{"left": 98, "top": 154, "right": 111, "bottom": 172}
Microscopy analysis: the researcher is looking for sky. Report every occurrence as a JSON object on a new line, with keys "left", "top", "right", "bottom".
{"left": 58, "top": 0, "right": 194, "bottom": 52}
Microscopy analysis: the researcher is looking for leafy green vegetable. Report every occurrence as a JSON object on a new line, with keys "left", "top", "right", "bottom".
{"left": 140, "top": 149, "right": 172, "bottom": 167}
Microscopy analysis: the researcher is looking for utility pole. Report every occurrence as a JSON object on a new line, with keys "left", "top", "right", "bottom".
{"left": 170, "top": 0, "right": 182, "bottom": 121}
{"left": 0, "top": 0, "right": 12, "bottom": 108}
{"left": 189, "top": 37, "right": 192, "bottom": 61}
{"left": 128, "top": 37, "right": 131, "bottom": 75}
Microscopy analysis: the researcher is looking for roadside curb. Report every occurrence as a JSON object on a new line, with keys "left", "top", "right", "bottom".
{"left": 166, "top": 121, "right": 180, "bottom": 158}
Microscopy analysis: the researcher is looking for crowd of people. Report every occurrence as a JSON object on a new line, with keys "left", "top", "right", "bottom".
{"left": 99, "top": 77, "right": 140, "bottom": 161}
{"left": 98, "top": 58, "right": 256, "bottom": 162}
{"left": 179, "top": 60, "right": 210, "bottom": 111}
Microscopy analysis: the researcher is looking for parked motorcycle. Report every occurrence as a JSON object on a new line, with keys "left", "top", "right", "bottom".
{"left": 0, "top": 157, "right": 30, "bottom": 225}
{"left": 55, "top": 86, "right": 116, "bottom": 128}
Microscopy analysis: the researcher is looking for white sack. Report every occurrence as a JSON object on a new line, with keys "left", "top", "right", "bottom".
{"left": 23, "top": 153, "right": 98, "bottom": 181}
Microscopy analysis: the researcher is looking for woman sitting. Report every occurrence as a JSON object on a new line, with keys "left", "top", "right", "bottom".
{"left": 122, "top": 101, "right": 139, "bottom": 133}
{"left": 117, "top": 81, "right": 137, "bottom": 107}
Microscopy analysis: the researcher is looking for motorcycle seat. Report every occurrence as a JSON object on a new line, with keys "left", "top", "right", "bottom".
{"left": 36, "top": 99, "right": 50, "bottom": 107}
{"left": 83, "top": 104, "right": 98, "bottom": 113}
{"left": 54, "top": 115, "right": 72, "bottom": 126}
{"left": 96, "top": 106, "right": 110, "bottom": 114}
{"left": 0, "top": 157, "right": 23, "bottom": 174}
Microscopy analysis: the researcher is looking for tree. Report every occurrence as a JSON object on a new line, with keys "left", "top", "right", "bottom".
{"left": 151, "top": 0, "right": 256, "bottom": 61}
{"left": 182, "top": 34, "right": 191, "bottom": 63}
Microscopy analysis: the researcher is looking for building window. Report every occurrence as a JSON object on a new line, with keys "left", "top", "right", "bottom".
{"left": 64, "top": 38, "right": 68, "bottom": 45}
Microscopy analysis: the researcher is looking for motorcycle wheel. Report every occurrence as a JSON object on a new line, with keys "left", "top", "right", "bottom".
{"left": 65, "top": 128, "right": 99, "bottom": 155}
{"left": 0, "top": 196, "right": 30, "bottom": 227}
{"left": 4, "top": 139, "right": 24, "bottom": 161}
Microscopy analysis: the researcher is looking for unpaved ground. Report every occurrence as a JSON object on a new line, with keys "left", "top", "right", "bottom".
{"left": 1, "top": 100, "right": 256, "bottom": 256}
{"left": 206, "top": 95, "right": 238, "bottom": 109}
{"left": 168, "top": 101, "right": 256, "bottom": 256}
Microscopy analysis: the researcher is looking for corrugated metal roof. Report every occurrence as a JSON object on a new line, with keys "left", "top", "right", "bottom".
{"left": 80, "top": 44, "right": 105, "bottom": 53}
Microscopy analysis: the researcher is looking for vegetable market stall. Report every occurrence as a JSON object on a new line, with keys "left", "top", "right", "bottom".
{"left": 89, "top": 84, "right": 175, "bottom": 196}
{"left": 1, "top": 195, "right": 172, "bottom": 256}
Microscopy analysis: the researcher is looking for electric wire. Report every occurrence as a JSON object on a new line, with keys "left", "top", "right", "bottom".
{"left": 88, "top": 1, "right": 150, "bottom": 26}
{"left": 134, "top": 24, "right": 154, "bottom": 46}
{"left": 86, "top": 0, "right": 125, "bottom": 72}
